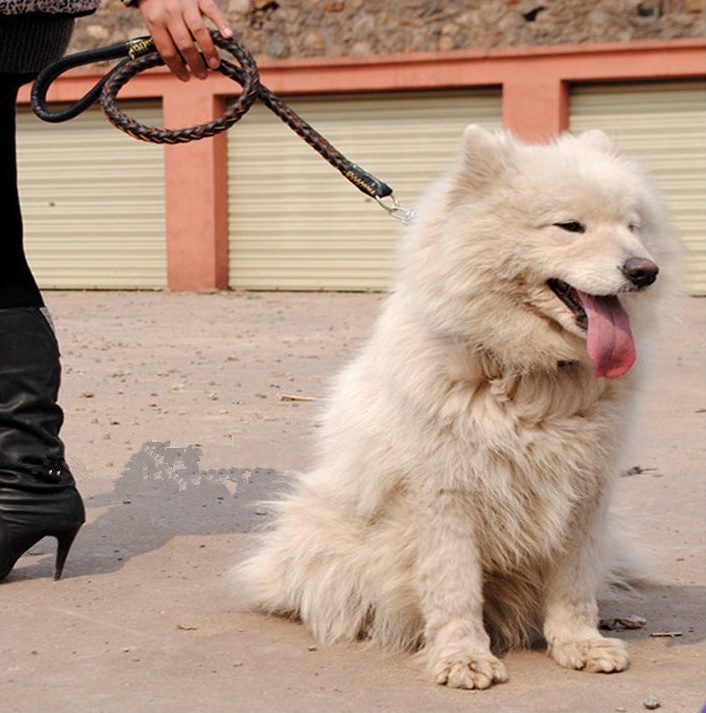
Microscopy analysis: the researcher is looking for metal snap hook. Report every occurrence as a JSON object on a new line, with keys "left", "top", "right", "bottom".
{"left": 374, "top": 194, "right": 416, "bottom": 225}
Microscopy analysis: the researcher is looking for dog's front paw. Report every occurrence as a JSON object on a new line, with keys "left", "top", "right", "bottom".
{"left": 549, "top": 635, "right": 629, "bottom": 673}
{"left": 429, "top": 646, "right": 509, "bottom": 690}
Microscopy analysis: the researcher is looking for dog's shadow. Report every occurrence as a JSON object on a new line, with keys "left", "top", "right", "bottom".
{"left": 597, "top": 583, "right": 706, "bottom": 649}
{"left": 15, "top": 440, "right": 288, "bottom": 580}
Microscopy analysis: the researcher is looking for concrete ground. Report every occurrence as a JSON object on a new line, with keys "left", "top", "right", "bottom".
{"left": 1, "top": 290, "right": 704, "bottom": 713}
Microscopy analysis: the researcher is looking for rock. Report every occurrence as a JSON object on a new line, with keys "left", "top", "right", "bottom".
{"left": 85, "top": 23, "right": 110, "bottom": 41}
{"left": 266, "top": 31, "right": 291, "bottom": 59}
{"left": 229, "top": 0, "right": 252, "bottom": 14}
{"left": 643, "top": 695, "right": 662, "bottom": 710}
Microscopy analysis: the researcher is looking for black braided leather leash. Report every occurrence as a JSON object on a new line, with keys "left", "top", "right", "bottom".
{"left": 31, "top": 32, "right": 413, "bottom": 222}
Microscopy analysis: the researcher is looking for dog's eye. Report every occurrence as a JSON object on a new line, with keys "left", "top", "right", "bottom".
{"left": 628, "top": 223, "right": 640, "bottom": 233}
{"left": 554, "top": 220, "right": 586, "bottom": 234}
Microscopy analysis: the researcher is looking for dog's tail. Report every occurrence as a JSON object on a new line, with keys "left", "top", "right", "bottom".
{"left": 233, "top": 481, "right": 426, "bottom": 651}
{"left": 233, "top": 485, "right": 375, "bottom": 644}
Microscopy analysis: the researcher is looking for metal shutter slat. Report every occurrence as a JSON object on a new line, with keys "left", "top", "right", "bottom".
{"left": 227, "top": 89, "right": 502, "bottom": 291}
{"left": 17, "top": 102, "right": 167, "bottom": 290}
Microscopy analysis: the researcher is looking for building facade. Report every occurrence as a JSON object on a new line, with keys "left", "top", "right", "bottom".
{"left": 16, "top": 2, "right": 706, "bottom": 293}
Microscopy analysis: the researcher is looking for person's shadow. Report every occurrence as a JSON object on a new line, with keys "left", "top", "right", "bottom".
{"left": 14, "top": 440, "right": 289, "bottom": 580}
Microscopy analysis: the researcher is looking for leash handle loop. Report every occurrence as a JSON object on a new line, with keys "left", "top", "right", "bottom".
{"left": 30, "top": 38, "right": 154, "bottom": 123}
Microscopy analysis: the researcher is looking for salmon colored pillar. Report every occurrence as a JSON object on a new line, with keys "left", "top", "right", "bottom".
{"left": 161, "top": 78, "right": 229, "bottom": 291}
{"left": 501, "top": 66, "right": 568, "bottom": 142}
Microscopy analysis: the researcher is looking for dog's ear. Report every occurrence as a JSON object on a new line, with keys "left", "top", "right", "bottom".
{"left": 457, "top": 124, "right": 511, "bottom": 188}
{"left": 575, "top": 129, "right": 618, "bottom": 154}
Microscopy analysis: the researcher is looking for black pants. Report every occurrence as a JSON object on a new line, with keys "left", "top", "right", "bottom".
{"left": 0, "top": 73, "right": 44, "bottom": 309}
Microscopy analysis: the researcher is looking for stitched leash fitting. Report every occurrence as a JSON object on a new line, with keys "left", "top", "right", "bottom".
{"left": 32, "top": 32, "right": 413, "bottom": 217}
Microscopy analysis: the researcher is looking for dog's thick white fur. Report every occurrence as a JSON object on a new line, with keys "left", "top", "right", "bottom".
{"left": 237, "top": 126, "right": 680, "bottom": 690}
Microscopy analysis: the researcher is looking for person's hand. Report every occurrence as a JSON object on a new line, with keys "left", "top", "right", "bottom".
{"left": 136, "top": 0, "right": 233, "bottom": 81}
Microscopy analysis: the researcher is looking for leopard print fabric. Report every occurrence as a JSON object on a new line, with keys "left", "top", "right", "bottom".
{"left": 0, "top": 0, "right": 101, "bottom": 14}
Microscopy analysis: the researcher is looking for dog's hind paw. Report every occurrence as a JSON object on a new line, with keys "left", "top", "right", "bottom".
{"left": 549, "top": 636, "right": 629, "bottom": 673}
{"left": 431, "top": 648, "right": 509, "bottom": 690}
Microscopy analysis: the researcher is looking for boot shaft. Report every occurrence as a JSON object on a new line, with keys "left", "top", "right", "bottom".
{"left": 0, "top": 307, "right": 71, "bottom": 487}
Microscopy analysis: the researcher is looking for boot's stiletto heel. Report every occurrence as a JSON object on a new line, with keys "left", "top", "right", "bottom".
{"left": 0, "top": 307, "right": 85, "bottom": 583}
{"left": 54, "top": 524, "right": 82, "bottom": 580}
{"left": 0, "top": 517, "right": 83, "bottom": 582}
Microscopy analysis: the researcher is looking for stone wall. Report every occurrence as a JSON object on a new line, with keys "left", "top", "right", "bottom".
{"left": 71, "top": 0, "right": 705, "bottom": 59}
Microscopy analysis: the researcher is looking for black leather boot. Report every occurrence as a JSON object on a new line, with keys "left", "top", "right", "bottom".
{"left": 0, "top": 307, "right": 84, "bottom": 582}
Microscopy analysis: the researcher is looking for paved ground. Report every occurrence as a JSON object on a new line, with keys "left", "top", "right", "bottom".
{"left": 1, "top": 291, "right": 704, "bottom": 713}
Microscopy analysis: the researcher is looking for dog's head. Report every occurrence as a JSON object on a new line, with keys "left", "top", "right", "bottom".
{"left": 400, "top": 125, "right": 681, "bottom": 378}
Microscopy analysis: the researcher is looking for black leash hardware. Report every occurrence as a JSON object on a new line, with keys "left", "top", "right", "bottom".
{"left": 30, "top": 36, "right": 156, "bottom": 124}
{"left": 32, "top": 31, "right": 415, "bottom": 221}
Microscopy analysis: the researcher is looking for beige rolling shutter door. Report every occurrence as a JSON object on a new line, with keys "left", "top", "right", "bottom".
{"left": 17, "top": 102, "right": 166, "bottom": 289}
{"left": 227, "top": 89, "right": 502, "bottom": 291}
{"left": 569, "top": 81, "right": 706, "bottom": 295}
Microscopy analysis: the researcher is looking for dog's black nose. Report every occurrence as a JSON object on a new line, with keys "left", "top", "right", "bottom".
{"left": 622, "top": 257, "right": 659, "bottom": 288}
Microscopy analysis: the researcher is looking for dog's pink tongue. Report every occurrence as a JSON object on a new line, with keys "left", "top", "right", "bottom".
{"left": 577, "top": 292, "right": 636, "bottom": 379}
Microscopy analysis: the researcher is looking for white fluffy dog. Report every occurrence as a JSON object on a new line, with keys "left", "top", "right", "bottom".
{"left": 237, "top": 126, "right": 679, "bottom": 689}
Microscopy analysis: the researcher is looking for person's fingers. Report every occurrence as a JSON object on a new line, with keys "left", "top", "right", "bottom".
{"left": 170, "top": 18, "right": 208, "bottom": 78}
{"left": 138, "top": 0, "right": 234, "bottom": 80}
{"left": 199, "top": 0, "right": 233, "bottom": 39}
{"left": 185, "top": 10, "right": 220, "bottom": 70}
{"left": 183, "top": 0, "right": 233, "bottom": 72}
{"left": 139, "top": 0, "right": 191, "bottom": 80}
{"left": 149, "top": 25, "right": 190, "bottom": 81}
